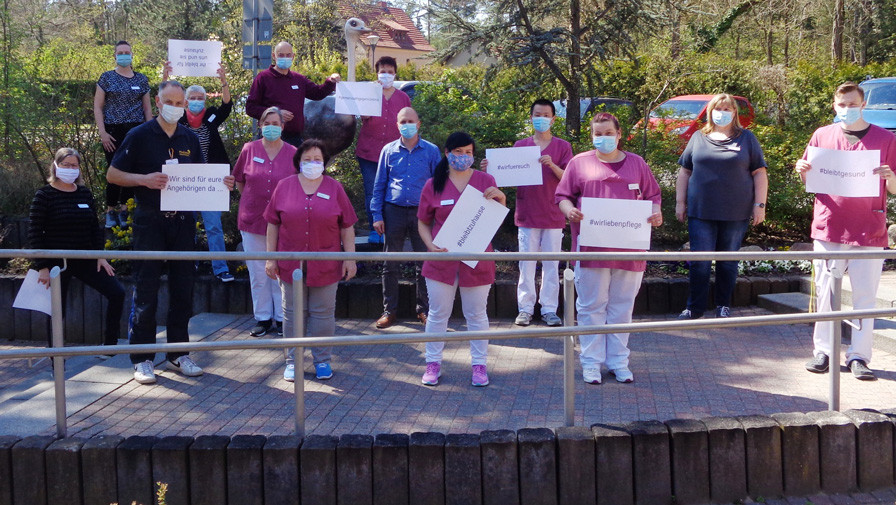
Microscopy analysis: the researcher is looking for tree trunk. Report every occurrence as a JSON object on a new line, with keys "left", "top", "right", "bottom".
{"left": 669, "top": 2, "right": 681, "bottom": 59}
{"left": 831, "top": 0, "right": 843, "bottom": 62}
{"left": 566, "top": 0, "right": 582, "bottom": 138}
{"left": 766, "top": 28, "right": 773, "bottom": 64}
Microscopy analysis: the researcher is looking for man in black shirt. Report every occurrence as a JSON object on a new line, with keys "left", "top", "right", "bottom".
{"left": 108, "top": 80, "right": 234, "bottom": 385}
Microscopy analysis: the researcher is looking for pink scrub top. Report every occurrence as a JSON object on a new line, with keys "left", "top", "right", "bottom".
{"left": 555, "top": 150, "right": 661, "bottom": 272}
{"left": 417, "top": 170, "right": 499, "bottom": 287}
{"left": 263, "top": 175, "right": 358, "bottom": 287}
{"left": 513, "top": 136, "right": 573, "bottom": 229}
{"left": 802, "top": 123, "right": 896, "bottom": 247}
{"left": 355, "top": 89, "right": 412, "bottom": 162}
{"left": 233, "top": 139, "right": 298, "bottom": 235}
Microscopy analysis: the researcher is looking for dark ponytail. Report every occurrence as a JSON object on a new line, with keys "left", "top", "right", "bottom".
{"left": 433, "top": 131, "right": 476, "bottom": 194}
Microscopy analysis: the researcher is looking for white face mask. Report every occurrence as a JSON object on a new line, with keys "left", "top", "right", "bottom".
{"left": 300, "top": 160, "right": 325, "bottom": 180}
{"left": 378, "top": 73, "right": 395, "bottom": 88}
{"left": 54, "top": 163, "right": 79, "bottom": 184}
{"left": 160, "top": 104, "right": 185, "bottom": 124}
{"left": 711, "top": 109, "right": 734, "bottom": 127}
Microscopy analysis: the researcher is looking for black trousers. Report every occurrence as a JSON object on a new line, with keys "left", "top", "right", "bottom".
{"left": 47, "top": 259, "right": 126, "bottom": 348}
{"left": 382, "top": 202, "right": 428, "bottom": 314}
{"left": 103, "top": 122, "right": 141, "bottom": 208}
{"left": 129, "top": 211, "right": 195, "bottom": 364}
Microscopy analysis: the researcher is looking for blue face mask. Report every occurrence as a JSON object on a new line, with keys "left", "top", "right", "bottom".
{"left": 447, "top": 152, "right": 474, "bottom": 171}
{"left": 187, "top": 100, "right": 205, "bottom": 114}
{"left": 836, "top": 106, "right": 862, "bottom": 125}
{"left": 399, "top": 123, "right": 418, "bottom": 139}
{"left": 275, "top": 57, "right": 293, "bottom": 70}
{"left": 116, "top": 54, "right": 132, "bottom": 67}
{"left": 261, "top": 125, "right": 282, "bottom": 141}
{"left": 532, "top": 117, "right": 552, "bottom": 133}
{"left": 711, "top": 109, "right": 734, "bottom": 127}
{"left": 592, "top": 135, "right": 618, "bottom": 154}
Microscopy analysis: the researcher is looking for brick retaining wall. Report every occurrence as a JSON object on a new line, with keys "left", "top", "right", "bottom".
{"left": 2, "top": 408, "right": 896, "bottom": 504}
{"left": 0, "top": 274, "right": 804, "bottom": 343}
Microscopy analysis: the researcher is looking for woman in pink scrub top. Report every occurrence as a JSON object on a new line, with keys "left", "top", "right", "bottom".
{"left": 264, "top": 139, "right": 357, "bottom": 383}
{"left": 556, "top": 112, "right": 663, "bottom": 386}
{"left": 417, "top": 132, "right": 507, "bottom": 388}
{"left": 233, "top": 107, "right": 298, "bottom": 338}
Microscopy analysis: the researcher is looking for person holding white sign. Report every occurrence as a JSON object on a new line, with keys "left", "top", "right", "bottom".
{"left": 107, "top": 80, "right": 235, "bottom": 385}
{"left": 233, "top": 107, "right": 298, "bottom": 338}
{"left": 356, "top": 56, "right": 412, "bottom": 244}
{"left": 417, "top": 132, "right": 506, "bottom": 387}
{"left": 246, "top": 41, "right": 341, "bottom": 147}
{"left": 28, "top": 148, "right": 125, "bottom": 351}
{"left": 164, "top": 61, "right": 234, "bottom": 283}
{"left": 264, "top": 140, "right": 358, "bottom": 382}
{"left": 795, "top": 82, "right": 896, "bottom": 381}
{"left": 482, "top": 98, "right": 573, "bottom": 327}
{"left": 675, "top": 93, "right": 768, "bottom": 322}
{"left": 556, "top": 113, "right": 662, "bottom": 385}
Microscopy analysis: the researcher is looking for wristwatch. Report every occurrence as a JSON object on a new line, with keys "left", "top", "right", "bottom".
{"left": 753, "top": 203, "right": 765, "bottom": 208}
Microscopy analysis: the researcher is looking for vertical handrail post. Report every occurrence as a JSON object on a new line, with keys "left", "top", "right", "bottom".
{"left": 829, "top": 273, "right": 843, "bottom": 411}
{"left": 293, "top": 269, "right": 306, "bottom": 438}
{"left": 50, "top": 265, "right": 66, "bottom": 438}
{"left": 563, "top": 268, "right": 576, "bottom": 427}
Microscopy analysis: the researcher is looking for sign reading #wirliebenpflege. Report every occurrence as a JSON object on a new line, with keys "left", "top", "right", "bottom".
{"left": 168, "top": 39, "right": 223, "bottom": 77}
{"left": 578, "top": 197, "right": 653, "bottom": 250}
{"left": 161, "top": 164, "right": 230, "bottom": 211}
{"left": 433, "top": 186, "right": 509, "bottom": 268}
{"left": 485, "top": 146, "right": 543, "bottom": 187}
{"left": 335, "top": 82, "right": 383, "bottom": 117}
{"left": 805, "top": 146, "right": 881, "bottom": 197}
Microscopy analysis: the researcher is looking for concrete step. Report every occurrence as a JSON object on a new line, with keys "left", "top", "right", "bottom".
{"left": 758, "top": 291, "right": 896, "bottom": 355}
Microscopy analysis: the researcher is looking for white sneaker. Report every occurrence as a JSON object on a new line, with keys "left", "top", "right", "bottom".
{"left": 166, "top": 356, "right": 203, "bottom": 377}
{"left": 283, "top": 364, "right": 295, "bottom": 382}
{"left": 134, "top": 360, "right": 156, "bottom": 385}
{"left": 611, "top": 367, "right": 634, "bottom": 383}
{"left": 583, "top": 368, "right": 602, "bottom": 384}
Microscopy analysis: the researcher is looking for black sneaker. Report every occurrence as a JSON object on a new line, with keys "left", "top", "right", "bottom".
{"left": 805, "top": 353, "right": 829, "bottom": 373}
{"left": 250, "top": 319, "right": 273, "bottom": 337}
{"left": 849, "top": 359, "right": 876, "bottom": 381}
{"left": 276, "top": 321, "right": 283, "bottom": 336}
{"left": 677, "top": 309, "right": 703, "bottom": 320}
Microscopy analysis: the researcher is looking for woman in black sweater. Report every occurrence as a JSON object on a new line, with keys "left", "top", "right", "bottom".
{"left": 29, "top": 148, "right": 125, "bottom": 348}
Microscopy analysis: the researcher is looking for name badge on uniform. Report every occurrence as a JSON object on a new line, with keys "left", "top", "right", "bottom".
{"left": 77, "top": 203, "right": 89, "bottom": 209}
{"left": 131, "top": 86, "right": 141, "bottom": 90}
{"left": 291, "top": 85, "right": 299, "bottom": 90}
{"left": 165, "top": 159, "right": 179, "bottom": 165}
{"left": 728, "top": 145, "right": 741, "bottom": 152}
{"left": 628, "top": 183, "right": 639, "bottom": 191}
{"left": 207, "top": 114, "right": 216, "bottom": 123}
{"left": 440, "top": 199, "right": 455, "bottom": 206}
{"left": 316, "top": 192, "right": 330, "bottom": 200}
{"left": 253, "top": 156, "right": 265, "bottom": 163}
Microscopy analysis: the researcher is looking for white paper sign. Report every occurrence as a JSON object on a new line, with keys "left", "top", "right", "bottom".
{"left": 433, "top": 186, "right": 510, "bottom": 268}
{"left": 805, "top": 146, "right": 881, "bottom": 197}
{"left": 335, "top": 82, "right": 383, "bottom": 116}
{"left": 13, "top": 269, "right": 52, "bottom": 315}
{"left": 485, "top": 146, "right": 543, "bottom": 187}
{"left": 167, "top": 39, "right": 223, "bottom": 77}
{"left": 161, "top": 164, "right": 231, "bottom": 211}
{"left": 578, "top": 197, "right": 653, "bottom": 250}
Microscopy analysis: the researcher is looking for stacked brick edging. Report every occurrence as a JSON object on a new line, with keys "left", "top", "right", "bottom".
{"left": 2, "top": 408, "right": 895, "bottom": 505}
{"left": 0, "top": 274, "right": 804, "bottom": 343}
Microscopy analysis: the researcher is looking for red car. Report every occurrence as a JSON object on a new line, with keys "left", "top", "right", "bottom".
{"left": 635, "top": 94, "right": 756, "bottom": 142}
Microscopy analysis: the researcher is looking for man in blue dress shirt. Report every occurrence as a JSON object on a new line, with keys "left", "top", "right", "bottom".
{"left": 370, "top": 107, "right": 441, "bottom": 328}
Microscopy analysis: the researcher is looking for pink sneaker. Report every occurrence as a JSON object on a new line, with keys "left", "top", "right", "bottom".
{"left": 422, "top": 362, "right": 441, "bottom": 386}
{"left": 471, "top": 364, "right": 489, "bottom": 386}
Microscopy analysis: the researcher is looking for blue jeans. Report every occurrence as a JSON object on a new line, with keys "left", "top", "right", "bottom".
{"left": 685, "top": 217, "right": 749, "bottom": 314}
{"left": 357, "top": 156, "right": 378, "bottom": 232}
{"left": 200, "top": 211, "right": 228, "bottom": 275}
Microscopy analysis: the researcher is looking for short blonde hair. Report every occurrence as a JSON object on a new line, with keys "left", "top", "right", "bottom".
{"left": 259, "top": 106, "right": 283, "bottom": 125}
{"left": 49, "top": 148, "right": 83, "bottom": 185}
{"left": 701, "top": 94, "right": 743, "bottom": 134}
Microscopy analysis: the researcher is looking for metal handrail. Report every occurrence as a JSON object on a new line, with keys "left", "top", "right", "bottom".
{"left": 2, "top": 248, "right": 892, "bottom": 438}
